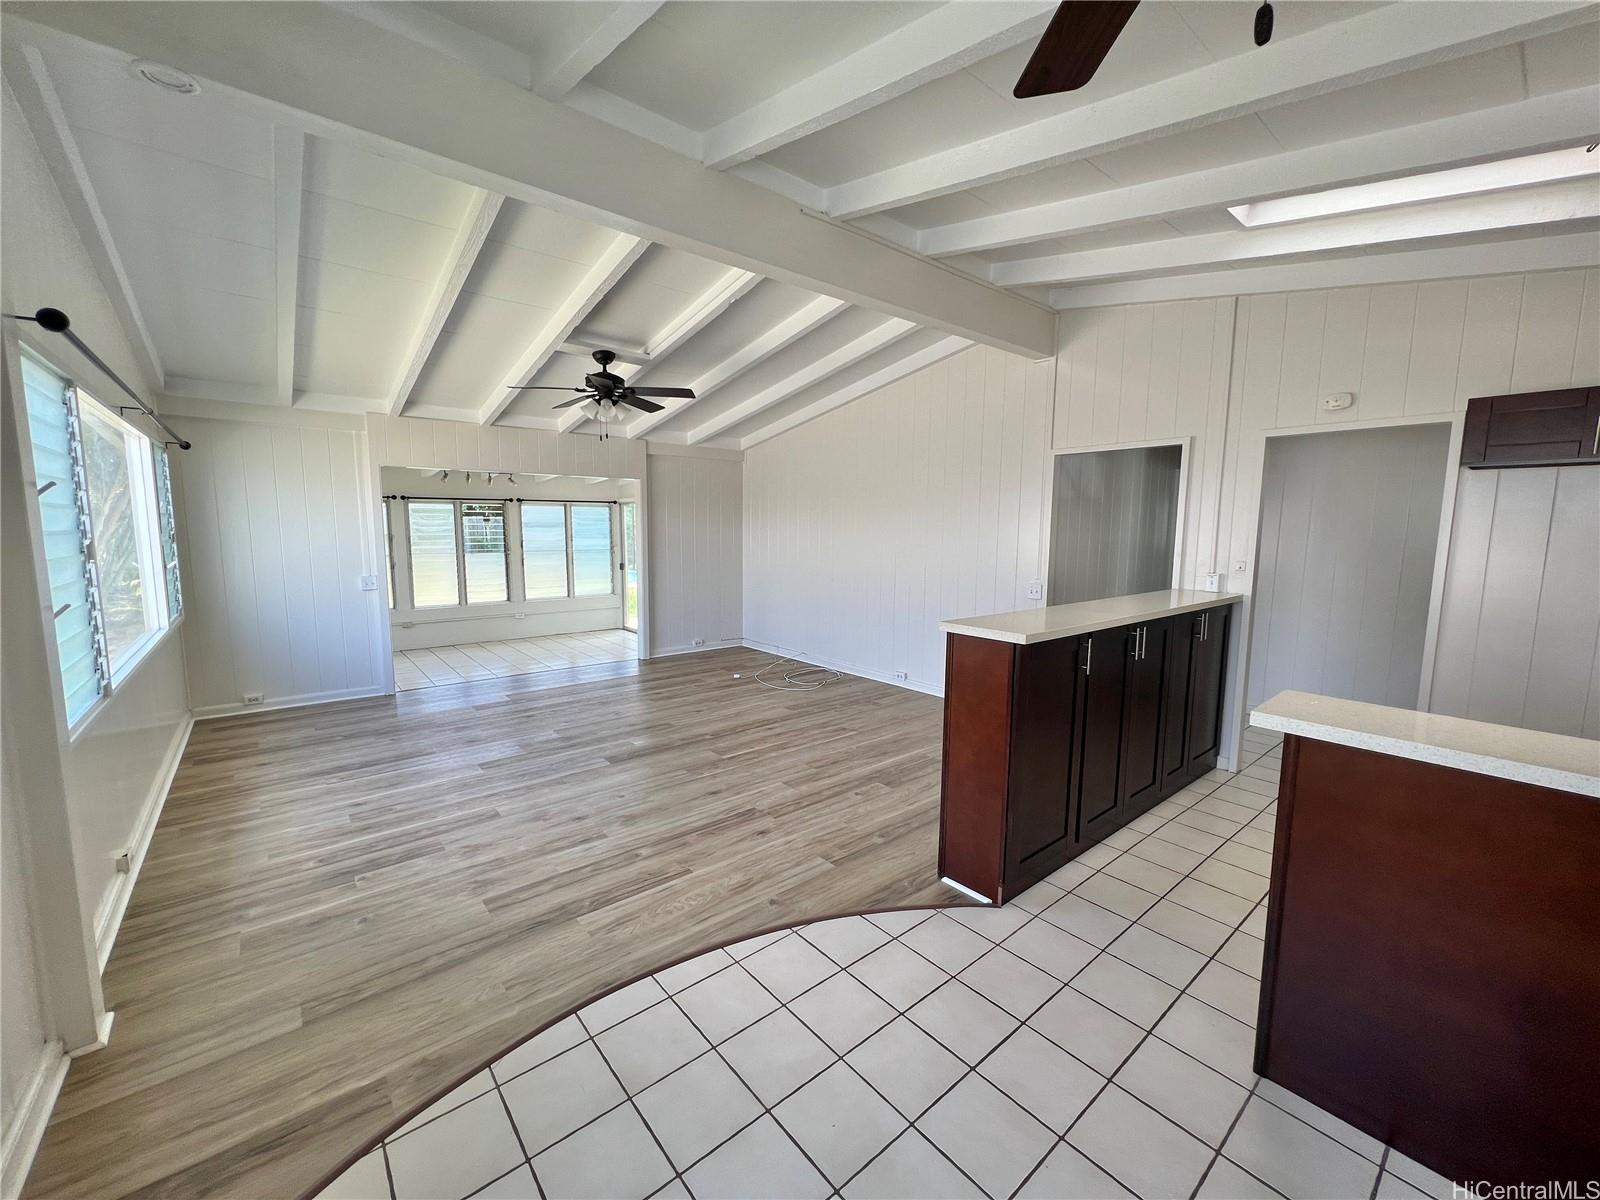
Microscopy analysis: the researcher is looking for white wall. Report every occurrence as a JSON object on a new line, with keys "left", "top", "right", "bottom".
{"left": 169, "top": 408, "right": 387, "bottom": 717}
{"left": 1054, "top": 268, "right": 1600, "bottom": 739}
{"left": 647, "top": 448, "right": 742, "bottom": 657}
{"left": 1431, "top": 464, "right": 1600, "bottom": 738}
{"left": 744, "top": 344, "right": 1055, "bottom": 693}
{"left": 1, "top": 748, "right": 48, "bottom": 1151}
{"left": 2, "top": 79, "right": 191, "bottom": 954}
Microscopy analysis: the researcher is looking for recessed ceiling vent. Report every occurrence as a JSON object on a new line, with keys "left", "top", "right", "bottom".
{"left": 129, "top": 59, "right": 201, "bottom": 96}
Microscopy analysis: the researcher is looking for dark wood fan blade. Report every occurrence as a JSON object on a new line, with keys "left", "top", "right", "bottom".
{"left": 627, "top": 386, "right": 696, "bottom": 398}
{"left": 620, "top": 396, "right": 665, "bottom": 414}
{"left": 508, "top": 384, "right": 582, "bottom": 390}
{"left": 551, "top": 393, "right": 597, "bottom": 409}
{"left": 1013, "top": 1, "right": 1138, "bottom": 98}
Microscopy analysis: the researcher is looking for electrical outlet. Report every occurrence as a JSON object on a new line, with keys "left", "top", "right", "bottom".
{"left": 892, "top": 671, "right": 908, "bottom": 681}
{"left": 1025, "top": 580, "right": 1043, "bottom": 600}
{"left": 1233, "top": 561, "right": 1248, "bottom": 575}
{"left": 1203, "top": 573, "right": 1221, "bottom": 592}
{"left": 359, "top": 574, "right": 379, "bottom": 591}
{"left": 114, "top": 852, "right": 131, "bottom": 875}
{"left": 243, "top": 692, "right": 264, "bottom": 705}
{"left": 692, "top": 638, "right": 705, "bottom": 647}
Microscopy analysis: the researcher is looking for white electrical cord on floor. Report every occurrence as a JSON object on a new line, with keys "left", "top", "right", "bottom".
{"left": 750, "top": 654, "right": 842, "bottom": 692}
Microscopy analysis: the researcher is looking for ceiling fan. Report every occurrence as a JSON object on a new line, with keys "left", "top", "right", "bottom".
{"left": 507, "top": 349, "right": 695, "bottom": 435}
{"left": 1013, "top": 1, "right": 1273, "bottom": 99}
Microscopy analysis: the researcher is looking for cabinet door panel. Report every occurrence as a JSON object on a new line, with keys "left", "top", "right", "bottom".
{"left": 1462, "top": 387, "right": 1600, "bottom": 467}
{"left": 1160, "top": 614, "right": 1197, "bottom": 796}
{"left": 1005, "top": 637, "right": 1079, "bottom": 890}
{"left": 1186, "top": 606, "right": 1230, "bottom": 773}
{"left": 1076, "top": 627, "right": 1130, "bottom": 844}
{"left": 1120, "top": 620, "right": 1168, "bottom": 816}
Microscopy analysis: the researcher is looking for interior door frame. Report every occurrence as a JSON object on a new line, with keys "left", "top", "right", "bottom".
{"left": 1225, "top": 411, "right": 1465, "bottom": 770}
{"left": 618, "top": 498, "right": 639, "bottom": 633}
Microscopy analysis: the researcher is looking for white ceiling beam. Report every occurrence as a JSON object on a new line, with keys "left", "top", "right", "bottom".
{"left": 6, "top": 6, "right": 1055, "bottom": 357}
{"left": 387, "top": 190, "right": 503, "bottom": 416}
{"left": 624, "top": 294, "right": 848, "bottom": 440}
{"left": 325, "top": 2, "right": 533, "bottom": 89}
{"left": 1048, "top": 231, "right": 1600, "bottom": 309}
{"left": 7, "top": 44, "right": 164, "bottom": 391}
{"left": 557, "top": 265, "right": 759, "bottom": 433}
{"left": 686, "top": 316, "right": 915, "bottom": 444}
{"left": 825, "top": 2, "right": 1598, "bottom": 219}
{"left": 700, "top": 1, "right": 1053, "bottom": 169}
{"left": 532, "top": 2, "right": 663, "bottom": 101}
{"left": 637, "top": 269, "right": 761, "bottom": 365}
{"left": 994, "top": 178, "right": 1600, "bottom": 287}
{"left": 741, "top": 335, "right": 972, "bottom": 449}
{"left": 272, "top": 127, "right": 305, "bottom": 407}
{"left": 922, "top": 88, "right": 1600, "bottom": 258}
{"left": 478, "top": 232, "right": 646, "bottom": 426}
{"left": 559, "top": 337, "right": 649, "bottom": 365}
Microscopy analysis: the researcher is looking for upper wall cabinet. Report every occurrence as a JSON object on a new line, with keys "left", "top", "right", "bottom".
{"left": 1460, "top": 387, "right": 1600, "bottom": 469}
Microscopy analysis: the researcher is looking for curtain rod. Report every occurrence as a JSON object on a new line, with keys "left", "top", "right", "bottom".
{"left": 5, "top": 307, "right": 191, "bottom": 450}
{"left": 383, "top": 494, "right": 619, "bottom": 504}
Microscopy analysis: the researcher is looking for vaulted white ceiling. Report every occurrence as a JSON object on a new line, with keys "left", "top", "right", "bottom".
{"left": 5, "top": 1, "right": 1597, "bottom": 448}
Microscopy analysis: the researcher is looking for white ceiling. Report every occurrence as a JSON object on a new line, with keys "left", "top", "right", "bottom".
{"left": 5, "top": 1, "right": 1596, "bottom": 448}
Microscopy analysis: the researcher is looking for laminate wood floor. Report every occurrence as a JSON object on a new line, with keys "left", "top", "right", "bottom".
{"left": 394, "top": 629, "right": 638, "bottom": 691}
{"left": 26, "top": 648, "right": 956, "bottom": 1199}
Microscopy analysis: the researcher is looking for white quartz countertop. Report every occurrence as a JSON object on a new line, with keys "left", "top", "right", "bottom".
{"left": 1251, "top": 691, "right": 1600, "bottom": 798}
{"left": 940, "top": 590, "right": 1242, "bottom": 645}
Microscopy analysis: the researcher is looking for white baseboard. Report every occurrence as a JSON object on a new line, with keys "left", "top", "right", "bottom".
{"left": 93, "top": 715, "right": 193, "bottom": 972}
{"left": 0, "top": 1041, "right": 68, "bottom": 1200}
{"left": 648, "top": 638, "right": 743, "bottom": 660}
{"left": 191, "top": 684, "right": 389, "bottom": 721}
{"left": 739, "top": 640, "right": 944, "bottom": 699}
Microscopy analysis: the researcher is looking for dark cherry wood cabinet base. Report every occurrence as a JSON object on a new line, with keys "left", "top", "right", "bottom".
{"left": 1257, "top": 735, "right": 1600, "bottom": 1184}
{"left": 938, "top": 600, "right": 1234, "bottom": 904}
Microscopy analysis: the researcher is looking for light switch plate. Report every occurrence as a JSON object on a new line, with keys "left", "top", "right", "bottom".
{"left": 1203, "top": 573, "right": 1221, "bottom": 592}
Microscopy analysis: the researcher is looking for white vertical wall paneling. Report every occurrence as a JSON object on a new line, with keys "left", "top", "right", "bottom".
{"left": 1048, "top": 267, "right": 1599, "bottom": 740}
{"left": 645, "top": 452, "right": 742, "bottom": 656}
{"left": 173, "top": 414, "right": 386, "bottom": 716}
{"left": 743, "top": 343, "right": 1054, "bottom": 694}
{"left": 1431, "top": 465, "right": 1600, "bottom": 738}
{"left": 1247, "top": 424, "right": 1450, "bottom": 710}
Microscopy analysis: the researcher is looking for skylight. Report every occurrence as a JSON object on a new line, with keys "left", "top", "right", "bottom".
{"left": 1228, "top": 145, "right": 1599, "bottom": 228}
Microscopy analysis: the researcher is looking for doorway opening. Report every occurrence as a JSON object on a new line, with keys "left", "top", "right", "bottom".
{"left": 381, "top": 467, "right": 639, "bottom": 690}
{"left": 1247, "top": 422, "right": 1450, "bottom": 711}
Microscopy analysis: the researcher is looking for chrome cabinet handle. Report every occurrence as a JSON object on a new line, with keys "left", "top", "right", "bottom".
{"left": 1083, "top": 637, "right": 1093, "bottom": 675}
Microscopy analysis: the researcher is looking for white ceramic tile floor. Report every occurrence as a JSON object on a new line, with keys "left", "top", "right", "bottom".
{"left": 393, "top": 629, "right": 637, "bottom": 690}
{"left": 317, "top": 730, "right": 1455, "bottom": 1200}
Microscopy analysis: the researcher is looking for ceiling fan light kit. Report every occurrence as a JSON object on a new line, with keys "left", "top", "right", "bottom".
{"left": 507, "top": 348, "right": 695, "bottom": 438}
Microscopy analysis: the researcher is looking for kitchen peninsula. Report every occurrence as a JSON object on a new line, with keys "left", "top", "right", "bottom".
{"left": 938, "top": 589, "right": 1242, "bottom": 904}
{"left": 1251, "top": 692, "right": 1600, "bottom": 1185}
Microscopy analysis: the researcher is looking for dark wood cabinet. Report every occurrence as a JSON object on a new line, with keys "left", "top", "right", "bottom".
{"left": 1460, "top": 386, "right": 1600, "bottom": 469}
{"left": 1075, "top": 627, "right": 1130, "bottom": 845}
{"left": 939, "top": 599, "right": 1235, "bottom": 903}
{"left": 1118, "top": 619, "right": 1169, "bottom": 818}
{"left": 1184, "top": 606, "right": 1229, "bottom": 776}
{"left": 1002, "top": 636, "right": 1079, "bottom": 889}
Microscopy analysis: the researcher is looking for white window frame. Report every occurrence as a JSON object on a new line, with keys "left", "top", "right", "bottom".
{"left": 403, "top": 498, "right": 514, "bottom": 610}
{"left": 10, "top": 341, "right": 184, "bottom": 739}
